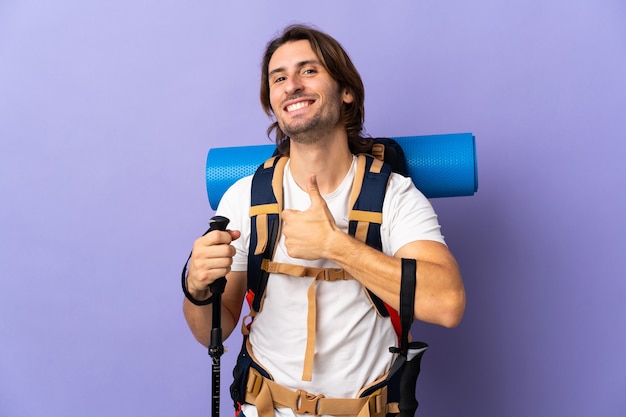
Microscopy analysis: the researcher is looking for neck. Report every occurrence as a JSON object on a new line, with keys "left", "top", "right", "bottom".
{"left": 288, "top": 131, "right": 353, "bottom": 195}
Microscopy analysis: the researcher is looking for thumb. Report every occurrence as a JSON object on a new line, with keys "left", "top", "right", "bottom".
{"left": 228, "top": 229, "right": 242, "bottom": 241}
{"left": 307, "top": 175, "right": 324, "bottom": 204}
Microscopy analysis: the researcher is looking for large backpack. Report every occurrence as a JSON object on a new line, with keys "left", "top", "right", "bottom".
{"left": 231, "top": 138, "right": 428, "bottom": 417}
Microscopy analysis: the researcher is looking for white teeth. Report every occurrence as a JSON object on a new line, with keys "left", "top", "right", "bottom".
{"left": 286, "top": 101, "right": 310, "bottom": 112}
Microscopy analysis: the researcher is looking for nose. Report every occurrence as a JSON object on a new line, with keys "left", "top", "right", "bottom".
{"left": 284, "top": 74, "right": 304, "bottom": 95}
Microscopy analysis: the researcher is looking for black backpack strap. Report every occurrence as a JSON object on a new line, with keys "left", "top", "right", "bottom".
{"left": 361, "top": 259, "right": 426, "bottom": 415}
{"left": 397, "top": 258, "right": 428, "bottom": 417}
{"left": 348, "top": 154, "right": 394, "bottom": 318}
{"left": 348, "top": 154, "right": 389, "bottom": 249}
{"left": 399, "top": 258, "right": 416, "bottom": 355}
{"left": 369, "top": 137, "right": 409, "bottom": 177}
{"left": 247, "top": 156, "right": 287, "bottom": 313}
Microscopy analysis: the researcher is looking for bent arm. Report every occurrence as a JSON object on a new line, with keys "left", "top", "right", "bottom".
{"left": 325, "top": 233, "right": 465, "bottom": 328}
{"left": 281, "top": 174, "right": 465, "bottom": 328}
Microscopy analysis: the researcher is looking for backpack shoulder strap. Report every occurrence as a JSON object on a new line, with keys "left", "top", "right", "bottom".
{"left": 348, "top": 155, "right": 397, "bottom": 322}
{"left": 348, "top": 154, "right": 391, "bottom": 248}
{"left": 247, "top": 155, "right": 287, "bottom": 313}
{"left": 369, "top": 137, "right": 408, "bottom": 176}
{"left": 247, "top": 154, "right": 402, "bottom": 331}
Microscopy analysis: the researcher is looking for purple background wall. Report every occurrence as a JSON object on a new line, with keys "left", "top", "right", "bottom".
{"left": 1, "top": 1, "right": 625, "bottom": 416}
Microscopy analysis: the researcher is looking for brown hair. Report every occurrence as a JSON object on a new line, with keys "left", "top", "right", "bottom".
{"left": 260, "top": 24, "right": 371, "bottom": 155}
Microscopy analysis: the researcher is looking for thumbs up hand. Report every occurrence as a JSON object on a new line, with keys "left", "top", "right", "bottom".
{"left": 281, "top": 175, "right": 339, "bottom": 260}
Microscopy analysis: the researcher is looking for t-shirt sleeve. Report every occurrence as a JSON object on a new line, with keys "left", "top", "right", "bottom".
{"left": 214, "top": 175, "right": 252, "bottom": 272}
{"left": 381, "top": 173, "right": 446, "bottom": 256}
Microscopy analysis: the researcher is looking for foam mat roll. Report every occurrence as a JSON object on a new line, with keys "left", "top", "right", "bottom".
{"left": 206, "top": 133, "right": 477, "bottom": 209}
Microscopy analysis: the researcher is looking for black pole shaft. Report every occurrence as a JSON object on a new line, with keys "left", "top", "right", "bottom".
{"left": 207, "top": 216, "right": 229, "bottom": 417}
{"left": 211, "top": 301, "right": 223, "bottom": 417}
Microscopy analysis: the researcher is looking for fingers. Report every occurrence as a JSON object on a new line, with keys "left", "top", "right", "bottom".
{"left": 193, "top": 230, "right": 237, "bottom": 268}
{"left": 201, "top": 229, "right": 240, "bottom": 245}
{"left": 187, "top": 230, "right": 240, "bottom": 296}
{"left": 281, "top": 209, "right": 299, "bottom": 221}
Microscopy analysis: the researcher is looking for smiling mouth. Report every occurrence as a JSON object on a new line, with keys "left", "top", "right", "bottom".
{"left": 285, "top": 100, "right": 314, "bottom": 112}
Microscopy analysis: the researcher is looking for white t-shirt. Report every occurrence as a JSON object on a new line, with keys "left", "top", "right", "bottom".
{"left": 216, "top": 156, "right": 445, "bottom": 417}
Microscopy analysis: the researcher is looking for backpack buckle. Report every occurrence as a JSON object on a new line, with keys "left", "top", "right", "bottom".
{"left": 295, "top": 390, "right": 324, "bottom": 415}
{"left": 321, "top": 268, "right": 349, "bottom": 281}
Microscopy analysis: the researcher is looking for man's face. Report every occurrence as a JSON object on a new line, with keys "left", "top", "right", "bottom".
{"left": 267, "top": 40, "right": 354, "bottom": 144}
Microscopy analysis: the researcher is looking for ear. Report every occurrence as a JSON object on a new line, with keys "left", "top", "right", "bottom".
{"left": 342, "top": 87, "right": 354, "bottom": 104}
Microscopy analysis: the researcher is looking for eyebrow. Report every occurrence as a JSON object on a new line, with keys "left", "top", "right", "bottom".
{"left": 268, "top": 59, "right": 322, "bottom": 77}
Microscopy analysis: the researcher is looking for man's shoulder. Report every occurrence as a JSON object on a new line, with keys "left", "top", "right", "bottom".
{"left": 219, "top": 175, "right": 254, "bottom": 206}
{"left": 387, "top": 171, "right": 420, "bottom": 195}
{"left": 231, "top": 174, "right": 254, "bottom": 189}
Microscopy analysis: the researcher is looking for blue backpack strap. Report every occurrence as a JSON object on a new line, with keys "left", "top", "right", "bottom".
{"left": 349, "top": 154, "right": 393, "bottom": 317}
{"left": 349, "top": 154, "right": 391, "bottom": 248}
{"left": 247, "top": 156, "right": 287, "bottom": 313}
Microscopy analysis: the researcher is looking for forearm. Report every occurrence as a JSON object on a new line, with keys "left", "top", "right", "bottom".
{"left": 183, "top": 271, "right": 247, "bottom": 347}
{"left": 183, "top": 299, "right": 237, "bottom": 348}
{"left": 183, "top": 299, "right": 213, "bottom": 347}
{"left": 325, "top": 230, "right": 465, "bottom": 327}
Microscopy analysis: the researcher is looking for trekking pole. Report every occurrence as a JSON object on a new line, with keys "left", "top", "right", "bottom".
{"left": 206, "top": 215, "right": 230, "bottom": 417}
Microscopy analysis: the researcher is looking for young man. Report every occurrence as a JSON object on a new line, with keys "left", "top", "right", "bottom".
{"left": 184, "top": 24, "right": 465, "bottom": 417}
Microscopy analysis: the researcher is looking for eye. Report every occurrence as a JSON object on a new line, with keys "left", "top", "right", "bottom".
{"left": 303, "top": 68, "right": 317, "bottom": 75}
{"left": 271, "top": 75, "right": 286, "bottom": 84}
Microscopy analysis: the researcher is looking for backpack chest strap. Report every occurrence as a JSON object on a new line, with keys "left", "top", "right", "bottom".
{"left": 261, "top": 260, "right": 354, "bottom": 281}
{"left": 261, "top": 260, "right": 353, "bottom": 381}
